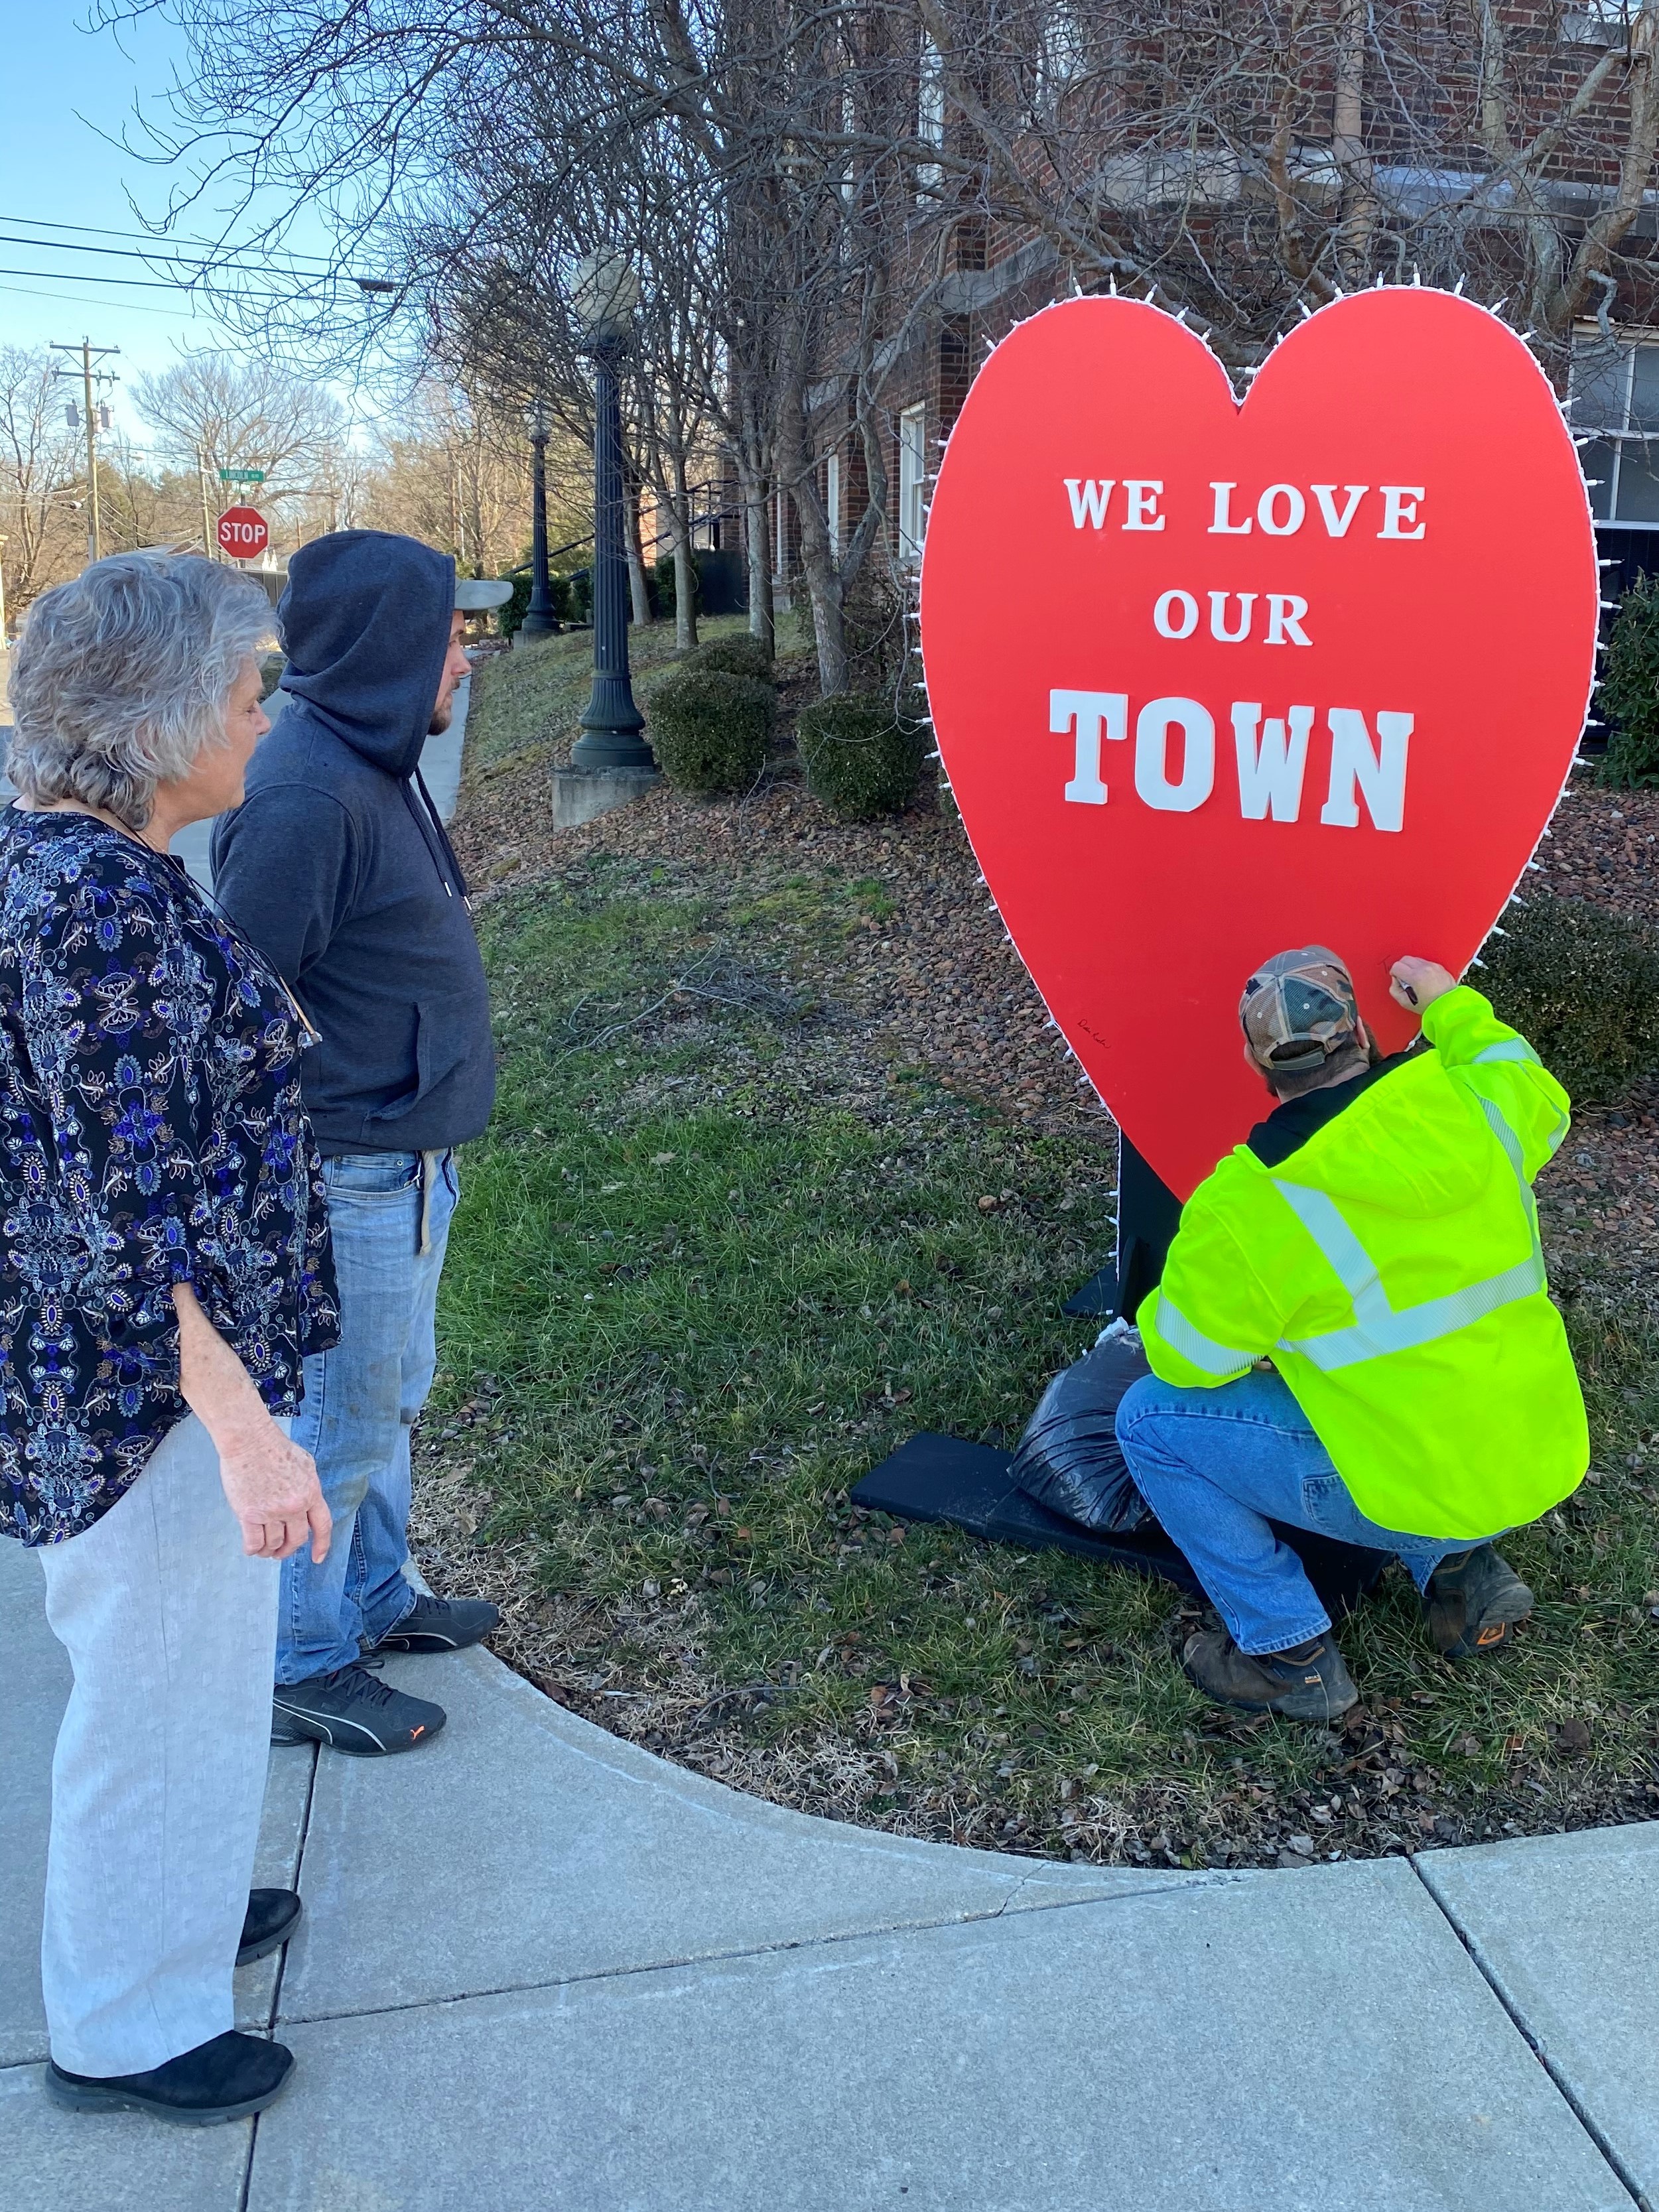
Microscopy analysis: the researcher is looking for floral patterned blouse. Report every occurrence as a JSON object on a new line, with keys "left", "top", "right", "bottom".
{"left": 0, "top": 809, "right": 339, "bottom": 1544}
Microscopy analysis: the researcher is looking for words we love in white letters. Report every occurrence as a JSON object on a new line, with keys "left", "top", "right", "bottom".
{"left": 1053, "top": 474, "right": 1422, "bottom": 830}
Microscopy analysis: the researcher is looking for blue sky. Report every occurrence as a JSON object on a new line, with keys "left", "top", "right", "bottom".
{"left": 0, "top": 9, "right": 375, "bottom": 442}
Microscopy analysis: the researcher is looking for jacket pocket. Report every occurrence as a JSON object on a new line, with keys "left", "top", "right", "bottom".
{"left": 364, "top": 998, "right": 474, "bottom": 1125}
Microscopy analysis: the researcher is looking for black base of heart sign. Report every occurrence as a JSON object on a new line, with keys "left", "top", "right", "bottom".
{"left": 919, "top": 288, "right": 1599, "bottom": 1199}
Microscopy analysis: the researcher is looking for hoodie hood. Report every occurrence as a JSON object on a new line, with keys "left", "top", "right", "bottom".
{"left": 277, "top": 530, "right": 455, "bottom": 778}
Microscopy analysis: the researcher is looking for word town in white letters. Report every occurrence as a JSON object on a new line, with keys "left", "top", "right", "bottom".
{"left": 1052, "top": 476, "right": 1424, "bottom": 831}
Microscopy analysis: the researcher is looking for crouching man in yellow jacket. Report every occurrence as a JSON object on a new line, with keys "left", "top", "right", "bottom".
{"left": 1117, "top": 945, "right": 1587, "bottom": 1724}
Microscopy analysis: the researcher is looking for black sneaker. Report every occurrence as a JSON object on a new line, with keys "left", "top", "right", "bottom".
{"left": 1425, "top": 1545, "right": 1534, "bottom": 1658}
{"left": 237, "top": 1888, "right": 302, "bottom": 1967}
{"left": 1183, "top": 1626, "right": 1360, "bottom": 1723}
{"left": 371, "top": 1592, "right": 501, "bottom": 1654}
{"left": 271, "top": 1662, "right": 446, "bottom": 1755}
{"left": 47, "top": 2030, "right": 293, "bottom": 2126}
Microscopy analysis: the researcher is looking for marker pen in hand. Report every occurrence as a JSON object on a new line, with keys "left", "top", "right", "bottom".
{"left": 1401, "top": 981, "right": 1418, "bottom": 1006}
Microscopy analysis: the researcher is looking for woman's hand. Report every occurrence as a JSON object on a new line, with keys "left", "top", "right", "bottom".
{"left": 171, "top": 1281, "right": 331, "bottom": 1561}
{"left": 216, "top": 1418, "right": 331, "bottom": 1563}
{"left": 1389, "top": 956, "right": 1458, "bottom": 1014}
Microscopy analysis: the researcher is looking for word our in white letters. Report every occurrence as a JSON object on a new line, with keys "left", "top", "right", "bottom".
{"left": 1049, "top": 690, "right": 1412, "bottom": 832}
{"left": 1063, "top": 479, "right": 1426, "bottom": 540}
{"left": 1154, "top": 588, "right": 1311, "bottom": 645}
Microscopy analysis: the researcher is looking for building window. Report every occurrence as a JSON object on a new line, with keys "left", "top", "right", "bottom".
{"left": 1039, "top": 4, "right": 1087, "bottom": 94}
{"left": 898, "top": 405, "right": 927, "bottom": 560}
{"left": 825, "top": 451, "right": 842, "bottom": 558}
{"left": 917, "top": 37, "right": 943, "bottom": 200}
{"left": 771, "top": 488, "right": 789, "bottom": 580}
{"left": 1570, "top": 330, "right": 1659, "bottom": 526}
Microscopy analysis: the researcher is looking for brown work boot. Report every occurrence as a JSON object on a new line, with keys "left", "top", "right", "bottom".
{"left": 1424, "top": 1545, "right": 1534, "bottom": 1659}
{"left": 1182, "top": 1627, "right": 1359, "bottom": 1723}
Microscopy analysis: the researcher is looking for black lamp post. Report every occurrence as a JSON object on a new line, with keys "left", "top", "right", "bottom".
{"left": 521, "top": 403, "right": 559, "bottom": 637}
{"left": 570, "top": 251, "right": 653, "bottom": 773}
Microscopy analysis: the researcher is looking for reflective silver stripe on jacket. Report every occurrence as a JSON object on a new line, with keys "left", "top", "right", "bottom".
{"left": 1155, "top": 1295, "right": 1256, "bottom": 1378}
{"left": 1273, "top": 1093, "right": 1546, "bottom": 1375}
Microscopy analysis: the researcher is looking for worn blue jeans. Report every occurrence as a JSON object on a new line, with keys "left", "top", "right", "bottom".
{"left": 275, "top": 1149, "right": 458, "bottom": 1685}
{"left": 1115, "top": 1368, "right": 1477, "bottom": 1656}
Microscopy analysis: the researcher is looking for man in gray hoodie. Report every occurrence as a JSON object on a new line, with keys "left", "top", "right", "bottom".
{"left": 212, "top": 531, "right": 508, "bottom": 1754}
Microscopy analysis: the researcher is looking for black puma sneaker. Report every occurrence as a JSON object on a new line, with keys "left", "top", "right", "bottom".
{"left": 371, "top": 1593, "right": 500, "bottom": 1654}
{"left": 271, "top": 1662, "right": 446, "bottom": 1755}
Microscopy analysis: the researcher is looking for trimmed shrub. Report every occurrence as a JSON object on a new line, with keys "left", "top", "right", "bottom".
{"left": 496, "top": 574, "right": 534, "bottom": 639}
{"left": 1479, "top": 890, "right": 1659, "bottom": 1102}
{"left": 797, "top": 690, "right": 928, "bottom": 820}
{"left": 1598, "top": 574, "right": 1659, "bottom": 786}
{"left": 681, "top": 634, "right": 775, "bottom": 684}
{"left": 647, "top": 667, "right": 775, "bottom": 797}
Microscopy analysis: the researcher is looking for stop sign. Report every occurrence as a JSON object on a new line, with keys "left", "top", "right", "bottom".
{"left": 217, "top": 505, "right": 269, "bottom": 558}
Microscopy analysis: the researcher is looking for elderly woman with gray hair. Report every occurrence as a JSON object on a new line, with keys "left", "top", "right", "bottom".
{"left": 5, "top": 550, "right": 338, "bottom": 2124}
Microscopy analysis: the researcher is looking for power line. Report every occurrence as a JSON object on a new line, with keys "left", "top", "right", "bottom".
{"left": 0, "top": 264, "right": 330, "bottom": 298}
{"left": 0, "top": 213, "right": 337, "bottom": 273}
{"left": 0, "top": 231, "right": 342, "bottom": 281}
{"left": 0, "top": 279, "right": 226, "bottom": 318}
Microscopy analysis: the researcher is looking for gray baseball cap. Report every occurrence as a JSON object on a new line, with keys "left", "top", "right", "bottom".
{"left": 454, "top": 575, "right": 515, "bottom": 610}
{"left": 1240, "top": 946, "right": 1360, "bottom": 1076}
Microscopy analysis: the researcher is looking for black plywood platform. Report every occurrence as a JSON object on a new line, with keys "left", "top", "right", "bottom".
{"left": 852, "top": 1431, "right": 1390, "bottom": 1619}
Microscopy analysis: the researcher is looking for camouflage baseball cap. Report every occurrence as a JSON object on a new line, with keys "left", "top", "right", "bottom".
{"left": 1240, "top": 946, "right": 1360, "bottom": 1076}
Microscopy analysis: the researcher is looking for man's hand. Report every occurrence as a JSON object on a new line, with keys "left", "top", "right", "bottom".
{"left": 1389, "top": 956, "right": 1458, "bottom": 1014}
{"left": 217, "top": 1418, "right": 331, "bottom": 1562}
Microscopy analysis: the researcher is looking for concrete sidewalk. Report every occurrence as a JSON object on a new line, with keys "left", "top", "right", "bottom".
{"left": 3, "top": 1529, "right": 1656, "bottom": 2211}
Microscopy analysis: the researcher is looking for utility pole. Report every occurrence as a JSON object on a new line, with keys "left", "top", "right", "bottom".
{"left": 51, "top": 338, "right": 119, "bottom": 566}
{"left": 197, "top": 450, "right": 216, "bottom": 557}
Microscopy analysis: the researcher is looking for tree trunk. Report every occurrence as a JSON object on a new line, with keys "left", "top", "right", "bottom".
{"left": 740, "top": 462, "right": 773, "bottom": 654}
{"left": 625, "top": 467, "right": 653, "bottom": 625}
{"left": 1332, "top": 0, "right": 1375, "bottom": 282}
{"left": 669, "top": 454, "right": 699, "bottom": 652}
{"left": 671, "top": 536, "right": 698, "bottom": 653}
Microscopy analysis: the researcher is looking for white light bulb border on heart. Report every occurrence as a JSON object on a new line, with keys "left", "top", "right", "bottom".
{"left": 906, "top": 276, "right": 1605, "bottom": 1120}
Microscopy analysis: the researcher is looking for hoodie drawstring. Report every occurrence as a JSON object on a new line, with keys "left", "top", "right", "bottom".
{"left": 398, "top": 773, "right": 471, "bottom": 911}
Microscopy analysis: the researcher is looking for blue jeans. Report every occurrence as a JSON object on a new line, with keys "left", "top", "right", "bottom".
{"left": 275, "top": 1149, "right": 459, "bottom": 1685}
{"left": 1114, "top": 1368, "right": 1477, "bottom": 1656}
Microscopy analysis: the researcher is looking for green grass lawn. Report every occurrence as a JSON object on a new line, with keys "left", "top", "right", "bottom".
{"left": 464, "top": 612, "right": 807, "bottom": 783}
{"left": 425, "top": 655, "right": 1659, "bottom": 1868}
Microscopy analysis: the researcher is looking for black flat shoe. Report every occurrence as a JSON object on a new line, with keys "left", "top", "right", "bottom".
{"left": 237, "top": 1888, "right": 302, "bottom": 1967}
{"left": 46, "top": 2030, "right": 294, "bottom": 2126}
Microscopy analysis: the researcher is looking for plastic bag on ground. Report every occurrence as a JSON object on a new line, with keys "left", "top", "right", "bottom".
{"left": 1011, "top": 1320, "right": 1150, "bottom": 1533}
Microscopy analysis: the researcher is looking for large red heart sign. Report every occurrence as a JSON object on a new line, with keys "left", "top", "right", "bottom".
{"left": 919, "top": 288, "right": 1599, "bottom": 1199}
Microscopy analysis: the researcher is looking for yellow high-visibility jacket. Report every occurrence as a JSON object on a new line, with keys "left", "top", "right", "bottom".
{"left": 1138, "top": 986, "right": 1587, "bottom": 1539}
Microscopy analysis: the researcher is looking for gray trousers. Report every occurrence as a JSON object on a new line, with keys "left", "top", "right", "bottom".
{"left": 37, "top": 1414, "right": 278, "bottom": 2077}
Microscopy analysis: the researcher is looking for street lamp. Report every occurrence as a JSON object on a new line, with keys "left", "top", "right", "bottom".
{"left": 521, "top": 401, "right": 559, "bottom": 637}
{"left": 569, "top": 250, "right": 653, "bottom": 773}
